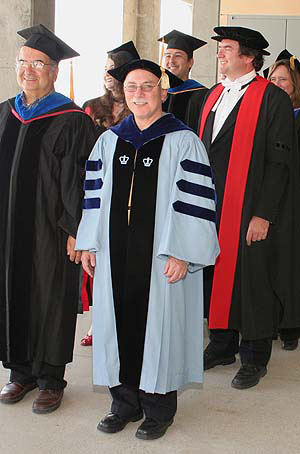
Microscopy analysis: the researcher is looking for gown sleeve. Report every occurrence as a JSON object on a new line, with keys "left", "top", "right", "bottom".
{"left": 254, "top": 88, "right": 294, "bottom": 223}
{"left": 157, "top": 131, "right": 220, "bottom": 270}
{"left": 75, "top": 132, "right": 109, "bottom": 252}
{"left": 185, "top": 88, "right": 208, "bottom": 133}
{"left": 57, "top": 112, "right": 97, "bottom": 237}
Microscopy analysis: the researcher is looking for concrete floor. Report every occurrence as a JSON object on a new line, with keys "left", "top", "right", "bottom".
{"left": 1, "top": 312, "right": 300, "bottom": 454}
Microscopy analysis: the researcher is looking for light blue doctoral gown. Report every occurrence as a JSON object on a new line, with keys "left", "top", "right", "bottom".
{"left": 76, "top": 124, "right": 219, "bottom": 394}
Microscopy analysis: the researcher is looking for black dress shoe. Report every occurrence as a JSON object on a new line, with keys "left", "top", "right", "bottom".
{"left": 204, "top": 348, "right": 236, "bottom": 370}
{"left": 0, "top": 382, "right": 37, "bottom": 404}
{"left": 282, "top": 339, "right": 298, "bottom": 351}
{"left": 231, "top": 364, "right": 267, "bottom": 389}
{"left": 135, "top": 417, "right": 173, "bottom": 440}
{"left": 97, "top": 412, "right": 143, "bottom": 433}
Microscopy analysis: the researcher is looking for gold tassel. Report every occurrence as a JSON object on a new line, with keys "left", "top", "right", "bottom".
{"left": 159, "top": 36, "right": 170, "bottom": 89}
{"left": 70, "top": 61, "right": 75, "bottom": 101}
{"left": 159, "top": 36, "right": 165, "bottom": 67}
{"left": 160, "top": 68, "right": 170, "bottom": 89}
{"left": 290, "top": 56, "right": 296, "bottom": 71}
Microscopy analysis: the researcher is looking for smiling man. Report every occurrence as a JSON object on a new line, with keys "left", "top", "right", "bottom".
{"left": 75, "top": 59, "right": 219, "bottom": 440}
{"left": 0, "top": 24, "right": 95, "bottom": 413}
{"left": 158, "top": 29, "right": 208, "bottom": 131}
{"left": 199, "top": 26, "right": 300, "bottom": 390}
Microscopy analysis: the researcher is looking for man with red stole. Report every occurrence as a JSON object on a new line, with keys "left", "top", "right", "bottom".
{"left": 199, "top": 26, "right": 300, "bottom": 389}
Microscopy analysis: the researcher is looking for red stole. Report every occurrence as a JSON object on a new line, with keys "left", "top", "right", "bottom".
{"left": 199, "top": 76, "right": 269, "bottom": 328}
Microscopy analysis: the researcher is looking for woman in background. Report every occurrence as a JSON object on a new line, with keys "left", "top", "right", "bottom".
{"left": 84, "top": 41, "right": 140, "bottom": 135}
{"left": 268, "top": 54, "right": 300, "bottom": 147}
{"left": 268, "top": 50, "right": 300, "bottom": 351}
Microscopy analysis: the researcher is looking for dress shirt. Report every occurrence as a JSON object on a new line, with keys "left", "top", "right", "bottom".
{"left": 211, "top": 70, "right": 256, "bottom": 142}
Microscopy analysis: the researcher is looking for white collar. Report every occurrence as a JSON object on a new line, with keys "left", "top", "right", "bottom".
{"left": 222, "top": 70, "right": 256, "bottom": 91}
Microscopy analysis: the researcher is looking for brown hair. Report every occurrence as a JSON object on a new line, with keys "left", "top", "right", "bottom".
{"left": 239, "top": 44, "right": 264, "bottom": 72}
{"left": 87, "top": 51, "right": 132, "bottom": 127}
{"left": 268, "top": 59, "right": 300, "bottom": 108}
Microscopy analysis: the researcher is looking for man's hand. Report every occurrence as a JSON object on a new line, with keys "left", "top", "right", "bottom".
{"left": 246, "top": 216, "right": 270, "bottom": 246}
{"left": 66, "top": 235, "right": 82, "bottom": 264}
{"left": 164, "top": 256, "right": 188, "bottom": 283}
{"left": 81, "top": 251, "right": 96, "bottom": 278}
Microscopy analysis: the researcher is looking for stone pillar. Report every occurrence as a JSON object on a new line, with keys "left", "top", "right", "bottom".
{"left": 123, "top": 0, "right": 138, "bottom": 44}
{"left": 32, "top": 0, "right": 55, "bottom": 30}
{"left": 123, "top": 0, "right": 161, "bottom": 62}
{"left": 192, "top": 0, "right": 220, "bottom": 88}
{"left": 0, "top": 0, "right": 55, "bottom": 102}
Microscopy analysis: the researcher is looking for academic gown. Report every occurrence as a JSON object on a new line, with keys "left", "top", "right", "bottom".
{"left": 83, "top": 97, "right": 107, "bottom": 138}
{"left": 0, "top": 97, "right": 96, "bottom": 365}
{"left": 295, "top": 110, "right": 300, "bottom": 160}
{"left": 76, "top": 113, "right": 220, "bottom": 393}
{"left": 200, "top": 81, "right": 300, "bottom": 339}
{"left": 162, "top": 79, "right": 208, "bottom": 132}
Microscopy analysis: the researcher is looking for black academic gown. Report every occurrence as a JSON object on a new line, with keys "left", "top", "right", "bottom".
{"left": 201, "top": 82, "right": 300, "bottom": 340}
{"left": 0, "top": 98, "right": 96, "bottom": 365}
{"left": 82, "top": 96, "right": 107, "bottom": 138}
{"left": 295, "top": 112, "right": 300, "bottom": 163}
{"left": 163, "top": 87, "right": 208, "bottom": 132}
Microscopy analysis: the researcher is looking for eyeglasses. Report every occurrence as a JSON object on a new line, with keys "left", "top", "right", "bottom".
{"left": 16, "top": 59, "right": 55, "bottom": 70}
{"left": 124, "top": 80, "right": 161, "bottom": 92}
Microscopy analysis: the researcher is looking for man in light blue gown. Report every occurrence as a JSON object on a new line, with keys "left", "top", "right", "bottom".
{"left": 76, "top": 59, "right": 219, "bottom": 440}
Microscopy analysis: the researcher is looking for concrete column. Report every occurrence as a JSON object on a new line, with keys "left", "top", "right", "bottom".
{"left": 123, "top": 0, "right": 161, "bottom": 62}
{"left": 32, "top": 0, "right": 55, "bottom": 30}
{"left": 192, "top": 0, "right": 221, "bottom": 88}
{"left": 0, "top": 0, "right": 55, "bottom": 102}
{"left": 123, "top": 0, "right": 138, "bottom": 44}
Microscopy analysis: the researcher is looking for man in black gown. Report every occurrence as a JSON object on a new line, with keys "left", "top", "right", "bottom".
{"left": 199, "top": 26, "right": 300, "bottom": 389}
{"left": 0, "top": 24, "right": 95, "bottom": 413}
{"left": 158, "top": 29, "right": 208, "bottom": 131}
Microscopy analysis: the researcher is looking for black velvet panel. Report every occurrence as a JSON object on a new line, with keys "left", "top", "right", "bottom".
{"left": 85, "top": 159, "right": 102, "bottom": 171}
{"left": 173, "top": 200, "right": 216, "bottom": 222}
{"left": 181, "top": 159, "right": 213, "bottom": 177}
{"left": 109, "top": 139, "right": 136, "bottom": 336}
{"left": 0, "top": 115, "right": 54, "bottom": 361}
{"left": 82, "top": 197, "right": 101, "bottom": 209}
{"left": 109, "top": 136, "right": 164, "bottom": 385}
{"left": 0, "top": 114, "right": 21, "bottom": 359}
{"left": 176, "top": 179, "right": 215, "bottom": 199}
{"left": 9, "top": 125, "right": 44, "bottom": 361}
{"left": 164, "top": 92, "right": 193, "bottom": 123}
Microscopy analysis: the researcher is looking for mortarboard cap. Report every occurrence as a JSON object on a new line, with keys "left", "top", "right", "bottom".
{"left": 108, "top": 59, "right": 182, "bottom": 88}
{"left": 211, "top": 26, "right": 270, "bottom": 56}
{"left": 17, "top": 24, "right": 79, "bottom": 62}
{"left": 158, "top": 29, "right": 206, "bottom": 58}
{"left": 263, "top": 49, "right": 300, "bottom": 78}
{"left": 107, "top": 41, "right": 140, "bottom": 62}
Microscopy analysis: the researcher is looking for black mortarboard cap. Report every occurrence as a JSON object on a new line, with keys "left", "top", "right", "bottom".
{"left": 263, "top": 49, "right": 300, "bottom": 78}
{"left": 158, "top": 29, "right": 206, "bottom": 58}
{"left": 108, "top": 59, "right": 182, "bottom": 88}
{"left": 211, "top": 26, "right": 270, "bottom": 56}
{"left": 107, "top": 41, "right": 140, "bottom": 61}
{"left": 17, "top": 24, "right": 79, "bottom": 62}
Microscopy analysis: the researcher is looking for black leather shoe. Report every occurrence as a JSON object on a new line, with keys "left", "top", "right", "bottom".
{"left": 282, "top": 339, "right": 298, "bottom": 351}
{"left": 204, "top": 348, "right": 236, "bottom": 370}
{"left": 231, "top": 364, "right": 267, "bottom": 389}
{"left": 135, "top": 417, "right": 173, "bottom": 440}
{"left": 97, "top": 412, "right": 143, "bottom": 433}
